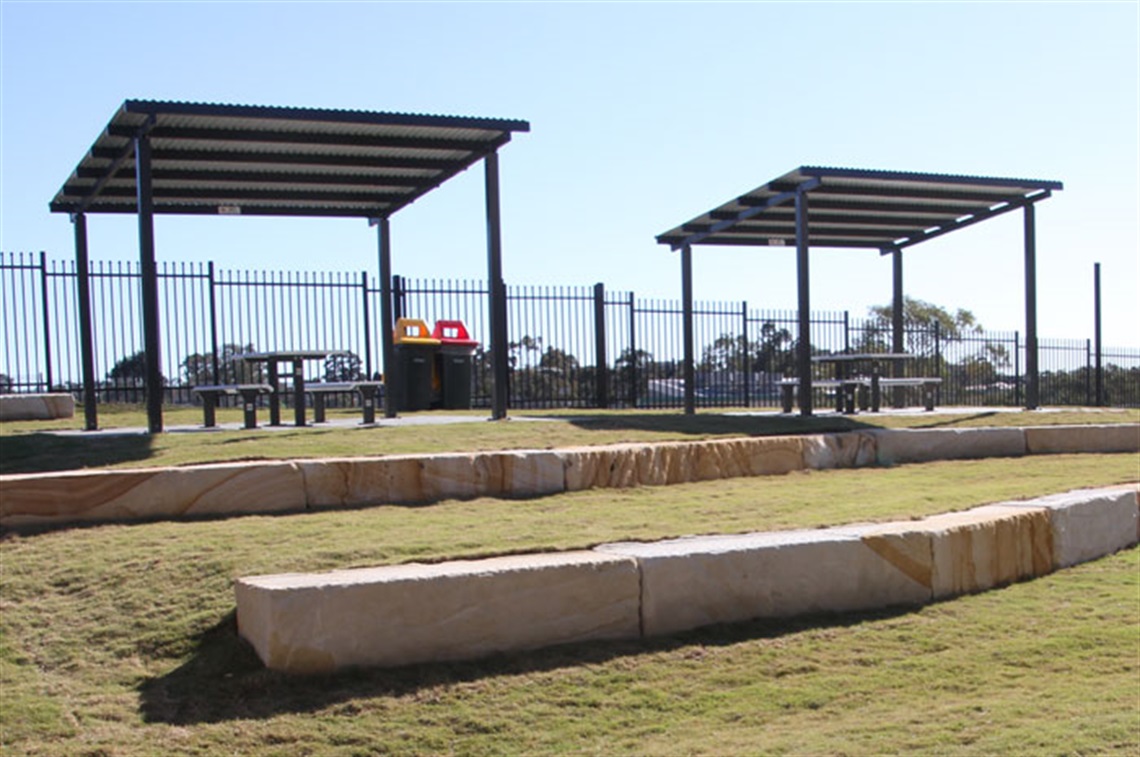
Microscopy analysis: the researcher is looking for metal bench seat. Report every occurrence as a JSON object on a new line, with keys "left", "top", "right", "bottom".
{"left": 192, "top": 384, "right": 274, "bottom": 429}
{"left": 304, "top": 381, "right": 384, "bottom": 424}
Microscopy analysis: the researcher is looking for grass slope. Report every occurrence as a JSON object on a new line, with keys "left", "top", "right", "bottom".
{"left": 1, "top": 453, "right": 1137, "bottom": 755}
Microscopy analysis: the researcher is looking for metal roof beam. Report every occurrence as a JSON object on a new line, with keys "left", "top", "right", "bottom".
{"left": 658, "top": 179, "right": 820, "bottom": 251}
{"left": 70, "top": 118, "right": 155, "bottom": 215}
{"left": 893, "top": 191, "right": 1052, "bottom": 251}
{"left": 89, "top": 147, "right": 460, "bottom": 171}
{"left": 63, "top": 185, "right": 412, "bottom": 204}
{"left": 49, "top": 201, "right": 390, "bottom": 218}
{"left": 75, "top": 167, "right": 436, "bottom": 188}
{"left": 107, "top": 124, "right": 503, "bottom": 153}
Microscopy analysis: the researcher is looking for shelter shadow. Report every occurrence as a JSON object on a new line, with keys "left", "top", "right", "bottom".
{"left": 138, "top": 604, "right": 915, "bottom": 726}
{"left": 552, "top": 412, "right": 874, "bottom": 438}
{"left": 0, "top": 431, "right": 154, "bottom": 475}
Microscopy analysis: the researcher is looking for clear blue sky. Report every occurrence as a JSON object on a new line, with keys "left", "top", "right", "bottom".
{"left": 2, "top": 1, "right": 1137, "bottom": 346}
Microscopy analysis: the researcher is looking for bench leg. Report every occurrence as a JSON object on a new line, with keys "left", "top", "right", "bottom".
{"left": 858, "top": 385, "right": 869, "bottom": 412}
{"left": 843, "top": 384, "right": 857, "bottom": 415}
{"left": 871, "top": 375, "right": 881, "bottom": 413}
{"left": 923, "top": 383, "right": 936, "bottom": 412}
{"left": 238, "top": 389, "right": 261, "bottom": 429}
{"left": 313, "top": 394, "right": 327, "bottom": 423}
{"left": 201, "top": 394, "right": 218, "bottom": 428}
{"left": 781, "top": 384, "right": 794, "bottom": 414}
{"left": 359, "top": 386, "right": 377, "bottom": 424}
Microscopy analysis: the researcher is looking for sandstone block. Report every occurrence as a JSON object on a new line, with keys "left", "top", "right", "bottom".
{"left": 236, "top": 551, "right": 641, "bottom": 673}
{"left": 596, "top": 529, "right": 930, "bottom": 638}
{"left": 872, "top": 427, "right": 1027, "bottom": 466}
{"left": 1024, "top": 424, "right": 1140, "bottom": 454}
{"left": 0, "top": 393, "right": 75, "bottom": 421}
{"left": 0, "top": 461, "right": 305, "bottom": 526}
{"left": 802, "top": 432, "right": 878, "bottom": 470}
{"left": 300, "top": 457, "right": 425, "bottom": 508}
{"left": 919, "top": 505, "right": 1053, "bottom": 599}
{"left": 997, "top": 486, "right": 1139, "bottom": 568}
{"left": 491, "top": 450, "right": 566, "bottom": 497}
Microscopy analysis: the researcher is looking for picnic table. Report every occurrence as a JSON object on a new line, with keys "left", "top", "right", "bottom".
{"left": 236, "top": 349, "right": 345, "bottom": 427}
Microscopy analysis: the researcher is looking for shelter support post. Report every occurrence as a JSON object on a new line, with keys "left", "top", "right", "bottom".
{"left": 1024, "top": 203, "right": 1039, "bottom": 410}
{"left": 72, "top": 213, "right": 98, "bottom": 431}
{"left": 891, "top": 248, "right": 904, "bottom": 367}
{"left": 795, "top": 187, "right": 812, "bottom": 416}
{"left": 376, "top": 217, "right": 397, "bottom": 419}
{"left": 135, "top": 134, "right": 163, "bottom": 434}
{"left": 681, "top": 245, "right": 695, "bottom": 415}
{"left": 485, "top": 151, "right": 509, "bottom": 420}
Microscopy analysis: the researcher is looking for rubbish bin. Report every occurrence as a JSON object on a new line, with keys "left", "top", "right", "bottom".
{"left": 393, "top": 318, "right": 440, "bottom": 411}
{"left": 432, "top": 320, "right": 480, "bottom": 410}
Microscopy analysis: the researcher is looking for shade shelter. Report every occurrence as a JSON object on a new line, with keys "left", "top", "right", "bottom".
{"left": 656, "top": 166, "right": 1062, "bottom": 416}
{"left": 51, "top": 100, "right": 529, "bottom": 432}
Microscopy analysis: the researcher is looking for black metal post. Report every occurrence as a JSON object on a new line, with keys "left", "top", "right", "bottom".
{"left": 361, "top": 270, "right": 372, "bottom": 379}
{"left": 392, "top": 275, "right": 405, "bottom": 322}
{"left": 891, "top": 248, "right": 904, "bottom": 379}
{"left": 376, "top": 217, "right": 397, "bottom": 418}
{"left": 72, "top": 214, "right": 98, "bottom": 430}
{"left": 207, "top": 261, "right": 220, "bottom": 385}
{"left": 1094, "top": 262, "right": 1103, "bottom": 406}
{"left": 1024, "top": 203, "right": 1039, "bottom": 409}
{"left": 485, "top": 151, "right": 509, "bottom": 420}
{"left": 593, "top": 282, "right": 608, "bottom": 408}
{"left": 38, "top": 252, "right": 53, "bottom": 391}
{"left": 135, "top": 134, "right": 163, "bottom": 433}
{"left": 741, "top": 301, "right": 751, "bottom": 408}
{"left": 681, "top": 244, "right": 695, "bottom": 416}
{"left": 795, "top": 186, "right": 812, "bottom": 416}
{"left": 1014, "top": 331, "right": 1022, "bottom": 407}
{"left": 628, "top": 291, "right": 637, "bottom": 408}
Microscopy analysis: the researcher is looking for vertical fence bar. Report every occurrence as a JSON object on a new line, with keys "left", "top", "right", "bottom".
{"left": 1094, "top": 262, "right": 1104, "bottom": 406}
{"left": 361, "top": 270, "right": 372, "bottom": 378}
{"left": 741, "top": 300, "right": 750, "bottom": 408}
{"left": 38, "top": 252, "right": 53, "bottom": 390}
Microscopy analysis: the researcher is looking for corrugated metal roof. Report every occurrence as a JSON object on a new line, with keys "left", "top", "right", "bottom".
{"left": 657, "top": 166, "right": 1062, "bottom": 251}
{"left": 51, "top": 100, "right": 530, "bottom": 218}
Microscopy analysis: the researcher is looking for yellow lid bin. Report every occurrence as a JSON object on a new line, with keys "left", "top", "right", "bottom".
{"left": 393, "top": 318, "right": 441, "bottom": 346}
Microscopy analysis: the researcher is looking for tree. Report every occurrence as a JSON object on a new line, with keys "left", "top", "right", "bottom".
{"left": 861, "top": 297, "right": 982, "bottom": 356}
{"left": 181, "top": 344, "right": 263, "bottom": 386}
{"left": 107, "top": 351, "right": 157, "bottom": 385}
{"left": 324, "top": 351, "right": 363, "bottom": 382}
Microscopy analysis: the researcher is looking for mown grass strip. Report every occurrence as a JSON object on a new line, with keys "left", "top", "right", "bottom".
{"left": 2, "top": 405, "right": 1137, "bottom": 474}
{"left": 1, "top": 453, "right": 1136, "bottom": 754}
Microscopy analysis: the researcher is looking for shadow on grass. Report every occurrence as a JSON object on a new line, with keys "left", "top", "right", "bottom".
{"left": 138, "top": 604, "right": 914, "bottom": 726}
{"left": 908, "top": 411, "right": 1001, "bottom": 430}
{"left": 0, "top": 431, "right": 154, "bottom": 475}
{"left": 551, "top": 413, "right": 876, "bottom": 438}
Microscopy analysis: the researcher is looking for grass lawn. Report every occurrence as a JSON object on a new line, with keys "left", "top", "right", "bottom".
{"left": 2, "top": 404, "right": 1137, "bottom": 475}
{"left": 1, "top": 452, "right": 1137, "bottom": 755}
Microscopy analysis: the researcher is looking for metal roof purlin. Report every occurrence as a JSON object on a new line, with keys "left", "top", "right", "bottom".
{"left": 891, "top": 189, "right": 1053, "bottom": 252}
{"left": 662, "top": 177, "right": 821, "bottom": 251}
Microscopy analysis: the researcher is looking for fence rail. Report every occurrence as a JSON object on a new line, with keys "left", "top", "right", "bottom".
{"left": 3, "top": 251, "right": 1138, "bottom": 409}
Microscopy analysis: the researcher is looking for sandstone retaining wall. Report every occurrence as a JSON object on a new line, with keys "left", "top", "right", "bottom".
{"left": 3, "top": 424, "right": 1137, "bottom": 528}
{"left": 236, "top": 485, "right": 1139, "bottom": 673}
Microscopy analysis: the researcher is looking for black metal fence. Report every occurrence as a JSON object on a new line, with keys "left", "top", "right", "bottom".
{"left": 3, "top": 251, "right": 1139, "bottom": 409}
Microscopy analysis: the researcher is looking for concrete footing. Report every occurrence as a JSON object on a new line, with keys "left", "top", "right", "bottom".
{"left": 3, "top": 424, "right": 1136, "bottom": 528}
{"left": 236, "top": 485, "right": 1138, "bottom": 674}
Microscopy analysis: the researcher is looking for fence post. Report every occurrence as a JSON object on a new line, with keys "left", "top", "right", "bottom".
{"left": 933, "top": 320, "right": 941, "bottom": 405}
{"left": 38, "top": 252, "right": 53, "bottom": 391}
{"left": 628, "top": 291, "right": 637, "bottom": 408}
{"left": 594, "top": 282, "right": 608, "bottom": 408}
{"left": 741, "top": 301, "right": 750, "bottom": 408}
{"left": 843, "top": 310, "right": 850, "bottom": 354}
{"left": 1085, "top": 339, "right": 1092, "bottom": 406}
{"left": 361, "top": 270, "right": 372, "bottom": 378}
{"left": 1014, "top": 331, "right": 1022, "bottom": 407}
{"left": 207, "top": 261, "right": 220, "bottom": 385}
{"left": 392, "top": 275, "right": 405, "bottom": 321}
